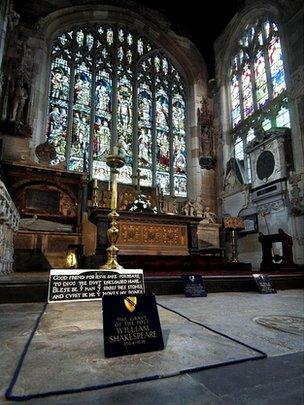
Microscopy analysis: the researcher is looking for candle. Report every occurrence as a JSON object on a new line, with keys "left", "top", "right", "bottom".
{"left": 113, "top": 146, "right": 118, "bottom": 156}
{"left": 93, "top": 179, "right": 98, "bottom": 188}
{"left": 111, "top": 176, "right": 117, "bottom": 210}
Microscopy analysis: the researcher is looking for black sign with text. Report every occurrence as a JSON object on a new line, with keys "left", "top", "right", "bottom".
{"left": 181, "top": 275, "right": 207, "bottom": 297}
{"left": 48, "top": 269, "right": 144, "bottom": 303}
{"left": 253, "top": 274, "right": 277, "bottom": 294}
{"left": 103, "top": 293, "right": 164, "bottom": 358}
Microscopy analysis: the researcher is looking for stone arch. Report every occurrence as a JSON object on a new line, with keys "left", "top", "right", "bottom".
{"left": 29, "top": 4, "right": 208, "bottom": 199}
{"left": 214, "top": 1, "right": 295, "bottom": 179}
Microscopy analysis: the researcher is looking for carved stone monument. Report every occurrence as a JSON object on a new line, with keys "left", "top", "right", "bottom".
{"left": 0, "top": 180, "right": 20, "bottom": 275}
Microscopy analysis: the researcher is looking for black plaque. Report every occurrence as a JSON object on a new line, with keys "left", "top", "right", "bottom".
{"left": 103, "top": 293, "right": 164, "bottom": 357}
{"left": 253, "top": 274, "right": 277, "bottom": 294}
{"left": 48, "top": 269, "right": 144, "bottom": 302}
{"left": 256, "top": 151, "right": 275, "bottom": 180}
{"left": 26, "top": 189, "right": 60, "bottom": 213}
{"left": 181, "top": 275, "right": 207, "bottom": 297}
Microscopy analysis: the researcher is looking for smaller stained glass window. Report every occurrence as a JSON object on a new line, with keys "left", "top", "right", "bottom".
{"left": 268, "top": 36, "right": 286, "bottom": 97}
{"left": 276, "top": 105, "right": 290, "bottom": 128}
{"left": 246, "top": 128, "right": 255, "bottom": 144}
{"left": 262, "top": 118, "right": 272, "bottom": 131}
{"left": 234, "top": 137, "right": 244, "bottom": 160}
{"left": 242, "top": 63, "right": 254, "bottom": 118}
{"left": 254, "top": 50, "right": 268, "bottom": 108}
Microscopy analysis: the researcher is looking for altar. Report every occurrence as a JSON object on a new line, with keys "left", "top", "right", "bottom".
{"left": 89, "top": 209, "right": 201, "bottom": 257}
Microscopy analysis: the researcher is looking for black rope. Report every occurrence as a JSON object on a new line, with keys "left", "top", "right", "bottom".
{"left": 156, "top": 302, "right": 267, "bottom": 357}
{"left": 5, "top": 300, "right": 267, "bottom": 402}
{"left": 5, "top": 302, "right": 48, "bottom": 401}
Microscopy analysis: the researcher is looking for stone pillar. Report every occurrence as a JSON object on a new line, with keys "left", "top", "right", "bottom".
{"left": 0, "top": 0, "right": 10, "bottom": 74}
{"left": 0, "top": 180, "right": 20, "bottom": 275}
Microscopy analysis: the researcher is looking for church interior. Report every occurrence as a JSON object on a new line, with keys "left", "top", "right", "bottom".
{"left": 0, "top": 0, "right": 303, "bottom": 403}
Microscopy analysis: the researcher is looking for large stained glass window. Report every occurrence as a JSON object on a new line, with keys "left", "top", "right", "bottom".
{"left": 47, "top": 25, "right": 187, "bottom": 197}
{"left": 229, "top": 18, "right": 290, "bottom": 183}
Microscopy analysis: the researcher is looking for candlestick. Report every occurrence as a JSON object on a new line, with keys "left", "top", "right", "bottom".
{"left": 100, "top": 149, "right": 126, "bottom": 270}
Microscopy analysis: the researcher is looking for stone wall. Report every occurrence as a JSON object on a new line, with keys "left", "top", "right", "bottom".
{"left": 214, "top": 0, "right": 304, "bottom": 267}
{"left": 0, "top": 180, "right": 19, "bottom": 274}
{"left": 0, "top": 2, "right": 212, "bottom": 210}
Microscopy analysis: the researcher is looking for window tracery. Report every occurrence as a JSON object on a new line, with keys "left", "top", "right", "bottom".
{"left": 229, "top": 18, "right": 290, "bottom": 183}
{"left": 47, "top": 24, "right": 187, "bottom": 197}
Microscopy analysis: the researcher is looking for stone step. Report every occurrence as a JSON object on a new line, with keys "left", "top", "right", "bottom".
{"left": 0, "top": 271, "right": 303, "bottom": 303}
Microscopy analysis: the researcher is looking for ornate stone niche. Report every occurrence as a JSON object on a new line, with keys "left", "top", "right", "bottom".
{"left": 197, "top": 96, "right": 216, "bottom": 170}
{"left": 1, "top": 162, "right": 85, "bottom": 230}
{"left": 0, "top": 161, "right": 87, "bottom": 270}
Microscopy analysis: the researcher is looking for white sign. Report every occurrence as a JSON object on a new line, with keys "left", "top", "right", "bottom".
{"left": 48, "top": 269, "right": 144, "bottom": 303}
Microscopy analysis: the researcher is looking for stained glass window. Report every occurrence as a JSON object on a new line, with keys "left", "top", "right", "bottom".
{"left": 234, "top": 137, "right": 244, "bottom": 160}
{"left": 276, "top": 103, "right": 290, "bottom": 128}
{"left": 47, "top": 25, "right": 187, "bottom": 197}
{"left": 254, "top": 49, "right": 268, "bottom": 108}
{"left": 230, "top": 18, "right": 289, "bottom": 183}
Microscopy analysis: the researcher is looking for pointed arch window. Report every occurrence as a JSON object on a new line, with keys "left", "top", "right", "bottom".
{"left": 47, "top": 25, "right": 187, "bottom": 197}
{"left": 229, "top": 18, "right": 290, "bottom": 183}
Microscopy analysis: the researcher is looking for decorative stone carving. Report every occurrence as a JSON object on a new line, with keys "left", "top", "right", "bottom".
{"left": 201, "top": 206, "right": 217, "bottom": 224}
{"left": 193, "top": 197, "right": 203, "bottom": 217}
{"left": 7, "top": 3, "right": 20, "bottom": 31}
{"left": 247, "top": 128, "right": 293, "bottom": 189}
{"left": 288, "top": 171, "right": 304, "bottom": 216}
{"left": 222, "top": 159, "right": 244, "bottom": 195}
{"left": 289, "top": 64, "right": 304, "bottom": 99}
{"left": 198, "top": 96, "right": 216, "bottom": 170}
{"left": 19, "top": 215, "right": 73, "bottom": 232}
{"left": 35, "top": 142, "right": 57, "bottom": 164}
{"left": 10, "top": 77, "right": 28, "bottom": 122}
{"left": 0, "top": 18, "right": 34, "bottom": 136}
{"left": 183, "top": 200, "right": 195, "bottom": 216}
{"left": 257, "top": 199, "right": 286, "bottom": 214}
{"left": 0, "top": 180, "right": 20, "bottom": 275}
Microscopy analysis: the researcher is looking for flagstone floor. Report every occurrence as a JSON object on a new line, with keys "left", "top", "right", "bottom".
{"left": 0, "top": 290, "right": 303, "bottom": 404}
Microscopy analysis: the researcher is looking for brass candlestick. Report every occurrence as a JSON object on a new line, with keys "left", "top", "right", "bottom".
{"left": 223, "top": 216, "right": 245, "bottom": 263}
{"left": 100, "top": 147, "right": 125, "bottom": 270}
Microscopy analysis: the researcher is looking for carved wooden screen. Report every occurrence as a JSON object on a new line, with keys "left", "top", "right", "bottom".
{"left": 47, "top": 25, "right": 187, "bottom": 197}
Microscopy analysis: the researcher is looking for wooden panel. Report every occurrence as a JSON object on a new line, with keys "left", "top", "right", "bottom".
{"left": 14, "top": 233, "right": 35, "bottom": 250}
{"left": 47, "top": 235, "right": 81, "bottom": 253}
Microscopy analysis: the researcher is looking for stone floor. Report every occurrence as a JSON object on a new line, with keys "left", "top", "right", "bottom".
{"left": 0, "top": 290, "right": 303, "bottom": 404}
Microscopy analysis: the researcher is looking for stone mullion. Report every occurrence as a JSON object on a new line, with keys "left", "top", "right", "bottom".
{"left": 262, "top": 26, "right": 275, "bottom": 127}
{"left": 238, "top": 56, "right": 245, "bottom": 123}
{"left": 111, "top": 30, "right": 118, "bottom": 149}
{"left": 65, "top": 35, "right": 77, "bottom": 166}
{"left": 88, "top": 53, "right": 97, "bottom": 178}
{"left": 151, "top": 73, "right": 157, "bottom": 187}
{"left": 250, "top": 52, "right": 258, "bottom": 112}
{"left": 168, "top": 73, "right": 174, "bottom": 196}
{"left": 132, "top": 64, "right": 139, "bottom": 185}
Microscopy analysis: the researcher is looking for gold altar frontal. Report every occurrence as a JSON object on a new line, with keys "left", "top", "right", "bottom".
{"left": 89, "top": 210, "right": 201, "bottom": 257}
{"left": 117, "top": 220, "right": 188, "bottom": 256}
